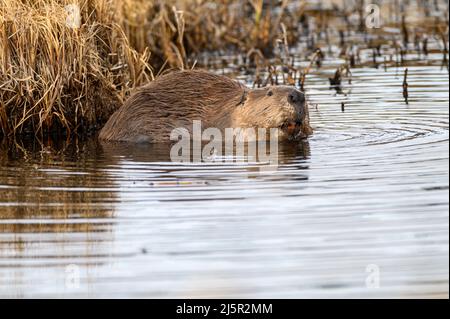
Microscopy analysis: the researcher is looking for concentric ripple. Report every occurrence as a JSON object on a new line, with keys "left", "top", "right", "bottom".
{"left": 0, "top": 62, "right": 448, "bottom": 298}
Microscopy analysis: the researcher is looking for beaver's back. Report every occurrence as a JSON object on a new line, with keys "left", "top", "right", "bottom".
{"left": 99, "top": 70, "right": 245, "bottom": 143}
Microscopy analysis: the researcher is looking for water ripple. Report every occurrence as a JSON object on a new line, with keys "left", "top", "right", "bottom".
{"left": 0, "top": 62, "right": 448, "bottom": 298}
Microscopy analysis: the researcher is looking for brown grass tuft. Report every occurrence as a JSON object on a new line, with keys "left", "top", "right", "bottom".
{"left": 0, "top": 0, "right": 153, "bottom": 137}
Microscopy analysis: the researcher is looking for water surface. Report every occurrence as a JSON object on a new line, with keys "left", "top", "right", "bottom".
{"left": 0, "top": 58, "right": 448, "bottom": 298}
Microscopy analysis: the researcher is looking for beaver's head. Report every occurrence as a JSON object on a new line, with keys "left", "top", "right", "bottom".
{"left": 233, "top": 86, "right": 313, "bottom": 141}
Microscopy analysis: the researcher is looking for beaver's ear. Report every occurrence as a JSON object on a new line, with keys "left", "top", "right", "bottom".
{"left": 236, "top": 90, "right": 248, "bottom": 107}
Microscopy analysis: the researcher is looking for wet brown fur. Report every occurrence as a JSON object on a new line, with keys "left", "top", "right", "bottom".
{"left": 99, "top": 70, "right": 312, "bottom": 143}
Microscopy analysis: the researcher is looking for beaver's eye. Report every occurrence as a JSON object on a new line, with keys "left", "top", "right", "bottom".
{"left": 267, "top": 91, "right": 273, "bottom": 97}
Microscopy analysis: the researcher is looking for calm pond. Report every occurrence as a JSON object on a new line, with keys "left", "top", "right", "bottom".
{"left": 0, "top": 54, "right": 448, "bottom": 298}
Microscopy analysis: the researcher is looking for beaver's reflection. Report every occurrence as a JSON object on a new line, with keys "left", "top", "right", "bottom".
{"left": 99, "top": 139, "right": 311, "bottom": 182}
{"left": 0, "top": 137, "right": 311, "bottom": 232}
{"left": 99, "top": 139, "right": 311, "bottom": 163}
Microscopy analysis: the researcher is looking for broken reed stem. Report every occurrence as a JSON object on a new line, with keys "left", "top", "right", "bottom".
{"left": 438, "top": 27, "right": 449, "bottom": 71}
{"left": 403, "top": 68, "right": 409, "bottom": 104}
{"left": 299, "top": 49, "right": 323, "bottom": 91}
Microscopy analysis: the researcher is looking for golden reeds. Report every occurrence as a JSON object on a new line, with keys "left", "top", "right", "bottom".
{"left": 0, "top": 0, "right": 153, "bottom": 137}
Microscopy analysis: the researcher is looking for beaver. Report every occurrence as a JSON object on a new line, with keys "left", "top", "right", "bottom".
{"left": 99, "top": 70, "right": 312, "bottom": 143}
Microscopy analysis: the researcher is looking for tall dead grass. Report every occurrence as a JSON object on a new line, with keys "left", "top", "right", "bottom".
{"left": 0, "top": 0, "right": 153, "bottom": 137}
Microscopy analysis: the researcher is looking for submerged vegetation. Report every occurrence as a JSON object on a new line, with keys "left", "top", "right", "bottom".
{"left": 0, "top": 0, "right": 448, "bottom": 137}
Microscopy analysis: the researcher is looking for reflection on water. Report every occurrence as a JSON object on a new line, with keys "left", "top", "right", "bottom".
{"left": 0, "top": 63, "right": 449, "bottom": 298}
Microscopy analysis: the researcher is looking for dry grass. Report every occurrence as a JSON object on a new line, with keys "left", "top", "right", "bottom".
{"left": 0, "top": 0, "right": 153, "bottom": 137}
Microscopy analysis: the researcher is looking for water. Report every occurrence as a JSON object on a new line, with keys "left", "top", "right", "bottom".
{"left": 0, "top": 58, "right": 448, "bottom": 298}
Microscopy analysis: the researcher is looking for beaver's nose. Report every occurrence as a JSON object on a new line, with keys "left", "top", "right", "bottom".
{"left": 288, "top": 90, "right": 305, "bottom": 105}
